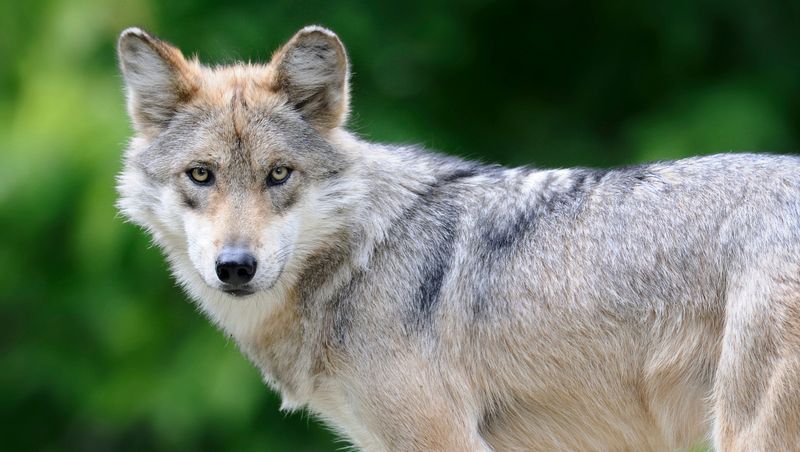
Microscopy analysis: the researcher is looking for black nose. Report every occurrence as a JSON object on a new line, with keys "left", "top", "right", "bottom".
{"left": 215, "top": 248, "right": 257, "bottom": 286}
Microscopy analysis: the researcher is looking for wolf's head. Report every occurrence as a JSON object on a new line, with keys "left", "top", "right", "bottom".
{"left": 117, "top": 26, "right": 362, "bottom": 319}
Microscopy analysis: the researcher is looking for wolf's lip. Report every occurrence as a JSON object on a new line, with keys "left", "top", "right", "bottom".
{"left": 223, "top": 288, "right": 255, "bottom": 297}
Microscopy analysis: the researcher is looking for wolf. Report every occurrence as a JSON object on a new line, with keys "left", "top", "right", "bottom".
{"left": 116, "top": 25, "right": 800, "bottom": 451}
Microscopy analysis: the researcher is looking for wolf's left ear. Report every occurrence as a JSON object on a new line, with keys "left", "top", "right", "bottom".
{"left": 117, "top": 28, "right": 199, "bottom": 135}
{"left": 271, "top": 26, "right": 350, "bottom": 131}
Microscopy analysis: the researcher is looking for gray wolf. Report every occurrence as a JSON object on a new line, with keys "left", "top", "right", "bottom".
{"left": 116, "top": 25, "right": 800, "bottom": 451}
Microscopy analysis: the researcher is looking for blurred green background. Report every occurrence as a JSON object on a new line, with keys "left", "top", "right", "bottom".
{"left": 1, "top": 0, "right": 799, "bottom": 450}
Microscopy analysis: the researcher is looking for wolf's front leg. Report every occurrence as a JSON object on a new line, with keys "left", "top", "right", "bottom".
{"left": 712, "top": 274, "right": 800, "bottom": 451}
{"left": 344, "top": 355, "right": 491, "bottom": 451}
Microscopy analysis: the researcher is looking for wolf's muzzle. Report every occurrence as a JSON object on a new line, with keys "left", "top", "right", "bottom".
{"left": 215, "top": 247, "right": 257, "bottom": 290}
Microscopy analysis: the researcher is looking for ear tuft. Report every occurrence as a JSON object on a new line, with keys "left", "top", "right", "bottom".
{"left": 118, "top": 28, "right": 198, "bottom": 135}
{"left": 272, "top": 26, "right": 350, "bottom": 131}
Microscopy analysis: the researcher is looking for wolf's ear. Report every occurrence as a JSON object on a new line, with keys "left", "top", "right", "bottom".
{"left": 117, "top": 28, "right": 198, "bottom": 135}
{"left": 271, "top": 26, "right": 350, "bottom": 131}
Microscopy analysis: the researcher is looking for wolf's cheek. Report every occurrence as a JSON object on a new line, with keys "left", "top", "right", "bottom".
{"left": 131, "top": 186, "right": 191, "bottom": 253}
{"left": 182, "top": 212, "right": 224, "bottom": 288}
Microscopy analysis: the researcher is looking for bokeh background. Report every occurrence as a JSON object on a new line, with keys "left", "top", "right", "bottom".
{"left": 2, "top": 0, "right": 799, "bottom": 450}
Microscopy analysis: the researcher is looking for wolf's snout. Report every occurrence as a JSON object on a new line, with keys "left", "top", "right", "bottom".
{"left": 215, "top": 247, "right": 257, "bottom": 286}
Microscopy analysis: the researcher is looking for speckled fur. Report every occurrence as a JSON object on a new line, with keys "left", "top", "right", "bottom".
{"left": 117, "top": 26, "right": 800, "bottom": 451}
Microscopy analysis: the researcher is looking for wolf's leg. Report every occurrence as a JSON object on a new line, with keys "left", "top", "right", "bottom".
{"left": 348, "top": 354, "right": 491, "bottom": 451}
{"left": 712, "top": 275, "right": 800, "bottom": 451}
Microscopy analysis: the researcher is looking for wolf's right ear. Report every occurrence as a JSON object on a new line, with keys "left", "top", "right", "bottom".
{"left": 117, "top": 28, "right": 198, "bottom": 135}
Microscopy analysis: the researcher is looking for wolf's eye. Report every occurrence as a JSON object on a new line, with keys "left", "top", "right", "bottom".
{"left": 188, "top": 167, "right": 213, "bottom": 185}
{"left": 267, "top": 166, "right": 292, "bottom": 186}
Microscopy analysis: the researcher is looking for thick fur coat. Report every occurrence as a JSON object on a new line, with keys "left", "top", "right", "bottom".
{"left": 117, "top": 26, "right": 800, "bottom": 451}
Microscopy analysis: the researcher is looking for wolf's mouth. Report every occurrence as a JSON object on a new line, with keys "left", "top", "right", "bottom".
{"left": 223, "top": 288, "right": 256, "bottom": 297}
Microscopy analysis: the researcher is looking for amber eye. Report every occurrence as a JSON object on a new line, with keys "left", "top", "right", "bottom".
{"left": 267, "top": 166, "right": 292, "bottom": 186}
{"left": 187, "top": 167, "right": 213, "bottom": 185}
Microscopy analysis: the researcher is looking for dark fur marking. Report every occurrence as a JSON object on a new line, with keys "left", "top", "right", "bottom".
{"left": 293, "top": 90, "right": 327, "bottom": 116}
{"left": 435, "top": 164, "right": 507, "bottom": 186}
{"left": 281, "top": 186, "right": 299, "bottom": 210}
{"left": 270, "top": 176, "right": 303, "bottom": 214}
{"left": 177, "top": 186, "right": 197, "bottom": 209}
{"left": 477, "top": 404, "right": 499, "bottom": 437}
{"left": 327, "top": 268, "right": 364, "bottom": 346}
{"left": 414, "top": 210, "right": 458, "bottom": 330}
{"left": 436, "top": 167, "right": 480, "bottom": 184}
{"left": 483, "top": 173, "right": 545, "bottom": 252}
{"left": 388, "top": 175, "right": 466, "bottom": 332}
{"left": 182, "top": 195, "right": 196, "bottom": 209}
{"left": 483, "top": 169, "right": 606, "bottom": 253}
{"left": 295, "top": 234, "right": 360, "bottom": 349}
{"left": 484, "top": 208, "right": 537, "bottom": 252}
{"left": 563, "top": 169, "right": 606, "bottom": 202}
{"left": 474, "top": 209, "right": 535, "bottom": 318}
{"left": 230, "top": 87, "right": 246, "bottom": 147}
{"left": 297, "top": 241, "right": 352, "bottom": 312}
{"left": 537, "top": 172, "right": 562, "bottom": 213}
{"left": 564, "top": 171, "right": 589, "bottom": 199}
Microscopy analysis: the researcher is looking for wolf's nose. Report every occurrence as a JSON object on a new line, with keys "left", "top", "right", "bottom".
{"left": 215, "top": 248, "right": 257, "bottom": 286}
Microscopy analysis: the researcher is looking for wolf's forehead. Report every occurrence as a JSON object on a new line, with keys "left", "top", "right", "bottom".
{"left": 195, "top": 64, "right": 280, "bottom": 107}
{"left": 194, "top": 65, "right": 285, "bottom": 138}
{"left": 162, "top": 95, "right": 342, "bottom": 172}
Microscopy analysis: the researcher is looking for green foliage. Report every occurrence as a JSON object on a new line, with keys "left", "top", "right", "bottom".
{"left": 1, "top": 0, "right": 797, "bottom": 450}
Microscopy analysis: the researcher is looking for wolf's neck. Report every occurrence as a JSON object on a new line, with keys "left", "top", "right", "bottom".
{"left": 289, "top": 131, "right": 454, "bottom": 304}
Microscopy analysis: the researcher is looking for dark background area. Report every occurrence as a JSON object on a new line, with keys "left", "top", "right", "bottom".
{"left": 1, "top": 0, "right": 799, "bottom": 450}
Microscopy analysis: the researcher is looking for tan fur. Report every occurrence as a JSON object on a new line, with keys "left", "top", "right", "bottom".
{"left": 192, "top": 64, "right": 280, "bottom": 110}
